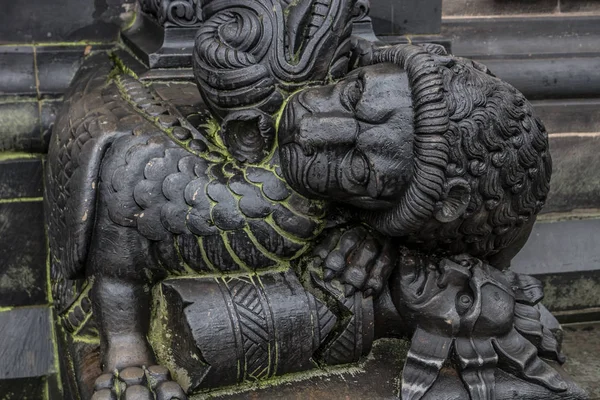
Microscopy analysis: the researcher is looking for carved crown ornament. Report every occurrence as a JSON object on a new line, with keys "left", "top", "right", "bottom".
{"left": 139, "top": 0, "right": 203, "bottom": 27}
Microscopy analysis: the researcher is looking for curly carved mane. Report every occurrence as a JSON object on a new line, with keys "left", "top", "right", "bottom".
{"left": 416, "top": 53, "right": 552, "bottom": 259}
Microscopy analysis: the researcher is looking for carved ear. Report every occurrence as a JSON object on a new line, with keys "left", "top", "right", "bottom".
{"left": 220, "top": 110, "right": 275, "bottom": 164}
{"left": 434, "top": 178, "right": 471, "bottom": 223}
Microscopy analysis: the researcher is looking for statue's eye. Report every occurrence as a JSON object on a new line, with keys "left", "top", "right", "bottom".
{"left": 456, "top": 291, "right": 474, "bottom": 315}
{"left": 341, "top": 77, "right": 364, "bottom": 113}
{"left": 347, "top": 150, "right": 369, "bottom": 185}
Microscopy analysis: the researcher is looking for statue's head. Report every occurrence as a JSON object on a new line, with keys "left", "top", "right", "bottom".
{"left": 279, "top": 44, "right": 553, "bottom": 260}
{"left": 278, "top": 62, "right": 415, "bottom": 210}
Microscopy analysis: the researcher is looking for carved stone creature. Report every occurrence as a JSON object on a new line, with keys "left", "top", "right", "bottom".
{"left": 45, "top": 1, "right": 375, "bottom": 398}
{"left": 44, "top": 0, "right": 584, "bottom": 399}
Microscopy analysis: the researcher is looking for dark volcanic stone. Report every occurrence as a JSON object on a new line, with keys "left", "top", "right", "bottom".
{"left": 0, "top": 158, "right": 43, "bottom": 199}
{"left": 560, "top": 0, "right": 600, "bottom": 13}
{"left": 533, "top": 99, "right": 600, "bottom": 134}
{"left": 0, "top": 377, "right": 48, "bottom": 400}
{"left": 36, "top": 46, "right": 93, "bottom": 96}
{"left": 370, "top": 0, "right": 442, "bottom": 35}
{"left": 0, "top": 101, "right": 43, "bottom": 153}
{"left": 543, "top": 134, "right": 600, "bottom": 213}
{"left": 0, "top": 0, "right": 136, "bottom": 44}
{"left": 0, "top": 201, "right": 47, "bottom": 307}
{"left": 513, "top": 218, "right": 600, "bottom": 275}
{"left": 212, "top": 338, "right": 587, "bottom": 400}
{"left": 0, "top": 48, "right": 36, "bottom": 95}
{"left": 443, "top": 0, "right": 558, "bottom": 16}
{"left": 0, "top": 307, "right": 55, "bottom": 379}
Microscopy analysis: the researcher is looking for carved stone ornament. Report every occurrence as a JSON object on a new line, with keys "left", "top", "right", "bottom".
{"left": 139, "top": 0, "right": 203, "bottom": 27}
{"left": 44, "top": 0, "right": 588, "bottom": 399}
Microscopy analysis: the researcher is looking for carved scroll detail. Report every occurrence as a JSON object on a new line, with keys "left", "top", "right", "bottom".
{"left": 139, "top": 0, "right": 203, "bottom": 27}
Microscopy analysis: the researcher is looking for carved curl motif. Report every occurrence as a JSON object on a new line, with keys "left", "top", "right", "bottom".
{"left": 139, "top": 0, "right": 203, "bottom": 27}
{"left": 193, "top": 0, "right": 357, "bottom": 118}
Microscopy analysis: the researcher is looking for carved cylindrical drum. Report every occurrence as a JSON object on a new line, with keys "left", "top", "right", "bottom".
{"left": 151, "top": 270, "right": 373, "bottom": 392}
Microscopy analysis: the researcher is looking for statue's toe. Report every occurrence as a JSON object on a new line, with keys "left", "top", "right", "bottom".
{"left": 124, "top": 385, "right": 152, "bottom": 400}
{"left": 91, "top": 388, "right": 117, "bottom": 400}
{"left": 90, "top": 365, "right": 187, "bottom": 400}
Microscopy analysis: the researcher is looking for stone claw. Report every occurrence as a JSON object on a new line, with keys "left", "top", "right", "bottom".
{"left": 91, "top": 365, "right": 187, "bottom": 400}
{"left": 317, "top": 227, "right": 396, "bottom": 297}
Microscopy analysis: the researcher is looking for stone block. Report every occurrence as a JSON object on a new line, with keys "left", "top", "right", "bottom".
{"left": 0, "top": 307, "right": 55, "bottom": 380}
{"left": 443, "top": 0, "right": 558, "bottom": 17}
{"left": 0, "top": 157, "right": 44, "bottom": 199}
{"left": 370, "top": 0, "right": 442, "bottom": 35}
{"left": 543, "top": 134, "right": 600, "bottom": 213}
{"left": 0, "top": 201, "right": 47, "bottom": 308}
{"left": 0, "top": 0, "right": 135, "bottom": 44}
{"left": 560, "top": 0, "right": 600, "bottom": 13}
{"left": 533, "top": 99, "right": 600, "bottom": 134}
{"left": 0, "top": 102, "right": 42, "bottom": 153}
{"left": 512, "top": 218, "right": 600, "bottom": 275}
{"left": 443, "top": 16, "right": 600, "bottom": 58}
{"left": 36, "top": 46, "right": 107, "bottom": 96}
{"left": 0, "top": 48, "right": 36, "bottom": 96}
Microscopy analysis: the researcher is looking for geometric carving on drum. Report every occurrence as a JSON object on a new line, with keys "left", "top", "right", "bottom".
{"left": 309, "top": 273, "right": 374, "bottom": 366}
{"left": 224, "top": 276, "right": 277, "bottom": 382}
{"left": 156, "top": 271, "right": 337, "bottom": 392}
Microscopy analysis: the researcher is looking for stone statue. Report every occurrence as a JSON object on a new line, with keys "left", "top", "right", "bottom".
{"left": 43, "top": 0, "right": 587, "bottom": 399}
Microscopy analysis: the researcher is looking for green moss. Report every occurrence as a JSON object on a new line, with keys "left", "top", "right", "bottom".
{"left": 0, "top": 103, "right": 39, "bottom": 137}
{"left": 191, "top": 361, "right": 365, "bottom": 399}
{"left": 148, "top": 285, "right": 193, "bottom": 391}
{"left": 0, "top": 264, "right": 36, "bottom": 296}
{"left": 0, "top": 197, "right": 43, "bottom": 204}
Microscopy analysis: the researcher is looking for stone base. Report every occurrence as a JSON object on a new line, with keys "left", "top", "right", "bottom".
{"left": 199, "top": 339, "right": 589, "bottom": 400}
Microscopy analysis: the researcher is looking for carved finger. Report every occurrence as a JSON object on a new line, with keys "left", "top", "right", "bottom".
{"left": 91, "top": 389, "right": 116, "bottom": 400}
{"left": 342, "top": 237, "right": 379, "bottom": 292}
{"left": 324, "top": 227, "right": 368, "bottom": 279}
{"left": 364, "top": 241, "right": 396, "bottom": 297}
{"left": 125, "top": 385, "right": 153, "bottom": 400}
{"left": 312, "top": 229, "right": 344, "bottom": 260}
{"left": 156, "top": 381, "right": 188, "bottom": 400}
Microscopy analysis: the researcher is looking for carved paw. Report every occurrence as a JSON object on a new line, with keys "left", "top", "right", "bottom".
{"left": 313, "top": 226, "right": 396, "bottom": 298}
{"left": 91, "top": 365, "right": 187, "bottom": 400}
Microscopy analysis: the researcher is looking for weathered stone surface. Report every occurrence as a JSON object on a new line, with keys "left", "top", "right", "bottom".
{"left": 370, "top": 0, "right": 442, "bottom": 35}
{"left": 543, "top": 135, "right": 600, "bottom": 213}
{"left": 443, "top": 0, "right": 558, "bottom": 16}
{"left": 536, "top": 271, "right": 600, "bottom": 314}
{"left": 562, "top": 322, "right": 600, "bottom": 399}
{"left": 0, "top": 201, "right": 47, "bottom": 308}
{"left": 0, "top": 0, "right": 135, "bottom": 44}
{"left": 37, "top": 46, "right": 95, "bottom": 96}
{"left": 560, "top": 0, "right": 600, "bottom": 13}
{"left": 0, "top": 158, "right": 43, "bottom": 199}
{"left": 0, "top": 307, "right": 55, "bottom": 379}
{"left": 0, "top": 48, "right": 36, "bottom": 95}
{"left": 0, "top": 377, "right": 48, "bottom": 400}
{"left": 513, "top": 218, "right": 600, "bottom": 275}
{"left": 0, "top": 102, "right": 42, "bottom": 152}
{"left": 443, "top": 16, "right": 600, "bottom": 58}
{"left": 533, "top": 99, "right": 600, "bottom": 134}
{"left": 210, "top": 338, "right": 587, "bottom": 400}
